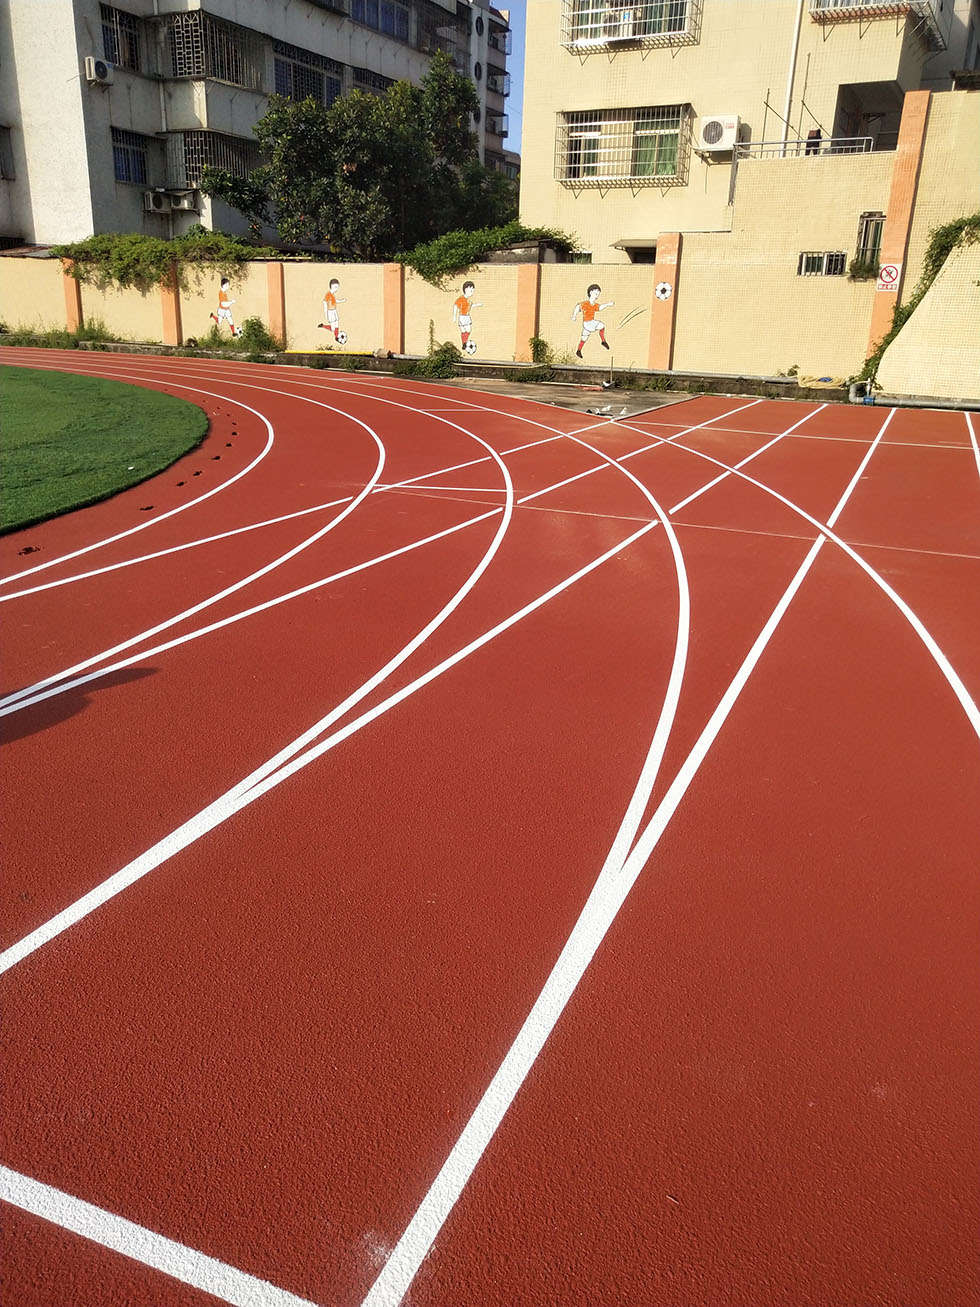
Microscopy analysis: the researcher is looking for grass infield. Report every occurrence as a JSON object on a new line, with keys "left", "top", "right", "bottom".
{"left": 0, "top": 366, "right": 208, "bottom": 534}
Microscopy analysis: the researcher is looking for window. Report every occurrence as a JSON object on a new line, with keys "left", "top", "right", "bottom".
{"left": 101, "top": 5, "right": 142, "bottom": 71}
{"left": 0, "top": 126, "right": 14, "bottom": 180}
{"left": 570, "top": 251, "right": 594, "bottom": 264}
{"left": 557, "top": 106, "right": 689, "bottom": 186}
{"left": 563, "top": 0, "right": 696, "bottom": 48}
{"left": 352, "top": 66, "right": 394, "bottom": 94}
{"left": 111, "top": 126, "right": 150, "bottom": 184}
{"left": 274, "top": 42, "right": 344, "bottom": 105}
{"left": 167, "top": 13, "right": 264, "bottom": 90}
{"left": 172, "top": 130, "right": 263, "bottom": 187}
{"left": 797, "top": 251, "right": 847, "bottom": 276}
{"left": 856, "top": 211, "right": 885, "bottom": 266}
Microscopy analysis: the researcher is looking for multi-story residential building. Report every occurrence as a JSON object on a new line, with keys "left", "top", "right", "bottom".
{"left": 0, "top": 0, "right": 513, "bottom": 246}
{"left": 521, "top": 0, "right": 979, "bottom": 263}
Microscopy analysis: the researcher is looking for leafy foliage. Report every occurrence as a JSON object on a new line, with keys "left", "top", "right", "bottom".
{"left": 53, "top": 228, "right": 276, "bottom": 292}
{"left": 847, "top": 257, "right": 879, "bottom": 281}
{"left": 393, "top": 340, "right": 462, "bottom": 379}
{"left": 399, "top": 222, "right": 577, "bottom": 285}
{"left": 0, "top": 318, "right": 114, "bottom": 348}
{"left": 861, "top": 211, "right": 980, "bottom": 382}
{"left": 196, "top": 317, "right": 284, "bottom": 353}
{"left": 202, "top": 52, "right": 518, "bottom": 259}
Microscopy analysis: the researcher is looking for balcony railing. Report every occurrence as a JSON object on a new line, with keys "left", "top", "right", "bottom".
{"left": 735, "top": 135, "right": 874, "bottom": 159}
{"left": 560, "top": 0, "right": 701, "bottom": 50}
{"left": 486, "top": 113, "right": 509, "bottom": 138}
{"left": 808, "top": 1, "right": 946, "bottom": 52}
{"left": 487, "top": 70, "right": 511, "bottom": 96}
{"left": 488, "top": 27, "right": 512, "bottom": 55}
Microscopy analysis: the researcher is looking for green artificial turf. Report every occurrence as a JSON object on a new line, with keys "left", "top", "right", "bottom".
{"left": 0, "top": 366, "right": 208, "bottom": 533}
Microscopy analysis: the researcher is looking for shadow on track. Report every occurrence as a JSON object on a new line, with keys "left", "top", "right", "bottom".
{"left": 0, "top": 667, "right": 157, "bottom": 744}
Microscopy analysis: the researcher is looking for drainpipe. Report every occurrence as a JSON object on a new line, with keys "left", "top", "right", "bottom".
{"left": 781, "top": 0, "right": 805, "bottom": 157}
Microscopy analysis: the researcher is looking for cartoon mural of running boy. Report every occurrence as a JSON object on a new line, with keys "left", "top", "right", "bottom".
{"left": 317, "top": 278, "right": 348, "bottom": 344}
{"left": 452, "top": 280, "right": 483, "bottom": 354}
{"left": 210, "top": 279, "right": 240, "bottom": 336}
{"left": 573, "top": 283, "right": 614, "bottom": 358}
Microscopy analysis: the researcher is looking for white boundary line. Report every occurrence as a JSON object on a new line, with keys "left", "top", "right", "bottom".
{"left": 0, "top": 434, "right": 561, "bottom": 605}
{"left": 0, "top": 383, "right": 278, "bottom": 588}
{"left": 967, "top": 411, "right": 980, "bottom": 481}
{"left": 0, "top": 1165, "right": 317, "bottom": 1307}
{"left": 358, "top": 409, "right": 896, "bottom": 1307}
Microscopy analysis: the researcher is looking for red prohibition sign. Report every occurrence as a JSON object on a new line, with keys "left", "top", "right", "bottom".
{"left": 880, "top": 264, "right": 899, "bottom": 284}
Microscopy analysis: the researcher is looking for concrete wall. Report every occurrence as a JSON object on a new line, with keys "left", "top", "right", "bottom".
{"left": 180, "top": 260, "right": 271, "bottom": 339}
{"left": 876, "top": 239, "right": 980, "bottom": 399}
{"left": 538, "top": 265, "right": 656, "bottom": 370}
{"left": 284, "top": 262, "right": 385, "bottom": 354}
{"left": 78, "top": 282, "right": 165, "bottom": 341}
{"left": 674, "top": 150, "right": 894, "bottom": 378}
{"left": 0, "top": 257, "right": 67, "bottom": 329}
{"left": 404, "top": 266, "right": 519, "bottom": 361}
{"left": 904, "top": 90, "right": 980, "bottom": 292}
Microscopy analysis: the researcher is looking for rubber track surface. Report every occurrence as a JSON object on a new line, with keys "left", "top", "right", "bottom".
{"left": 1, "top": 350, "right": 978, "bottom": 1307}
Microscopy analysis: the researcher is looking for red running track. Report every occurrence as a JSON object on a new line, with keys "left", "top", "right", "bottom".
{"left": 1, "top": 349, "right": 978, "bottom": 1307}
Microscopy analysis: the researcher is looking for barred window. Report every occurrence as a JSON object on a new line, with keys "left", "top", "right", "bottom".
{"left": 856, "top": 211, "right": 885, "bottom": 265}
{"left": 797, "top": 251, "right": 847, "bottom": 276}
{"left": 352, "top": 0, "right": 410, "bottom": 39}
{"left": 352, "top": 66, "right": 394, "bottom": 94}
{"left": 173, "top": 130, "right": 263, "bottom": 187}
{"left": 274, "top": 41, "right": 344, "bottom": 105}
{"left": 111, "top": 126, "right": 150, "bottom": 184}
{"left": 167, "top": 12, "right": 265, "bottom": 90}
{"left": 101, "top": 4, "right": 142, "bottom": 71}
{"left": 562, "top": 0, "right": 694, "bottom": 47}
{"left": 557, "top": 106, "right": 690, "bottom": 186}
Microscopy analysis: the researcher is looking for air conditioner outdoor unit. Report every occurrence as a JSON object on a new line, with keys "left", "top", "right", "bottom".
{"left": 170, "top": 192, "right": 199, "bottom": 212}
{"left": 84, "top": 56, "right": 114, "bottom": 86}
{"left": 144, "top": 190, "right": 172, "bottom": 214}
{"left": 697, "top": 115, "right": 741, "bottom": 152}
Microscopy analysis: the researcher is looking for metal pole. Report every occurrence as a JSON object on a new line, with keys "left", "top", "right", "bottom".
{"left": 781, "top": 0, "right": 806, "bottom": 157}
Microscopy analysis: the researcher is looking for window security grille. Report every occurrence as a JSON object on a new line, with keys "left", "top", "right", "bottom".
{"left": 352, "top": 67, "right": 395, "bottom": 94}
{"left": 797, "top": 251, "right": 847, "bottom": 276}
{"left": 416, "top": 2, "right": 468, "bottom": 68}
{"left": 172, "top": 130, "right": 263, "bottom": 187}
{"left": 486, "top": 113, "right": 509, "bottom": 137}
{"left": 274, "top": 41, "right": 344, "bottom": 105}
{"left": 111, "top": 126, "right": 150, "bottom": 184}
{"left": 808, "top": 1, "right": 946, "bottom": 52}
{"left": 352, "top": 0, "right": 411, "bottom": 41}
{"left": 488, "top": 26, "right": 512, "bottom": 55}
{"left": 167, "top": 13, "right": 265, "bottom": 90}
{"left": 556, "top": 106, "right": 690, "bottom": 186}
{"left": 101, "top": 5, "right": 143, "bottom": 71}
{"left": 561, "top": 0, "right": 699, "bottom": 49}
{"left": 856, "top": 212, "right": 885, "bottom": 264}
{"left": 486, "top": 69, "right": 511, "bottom": 96}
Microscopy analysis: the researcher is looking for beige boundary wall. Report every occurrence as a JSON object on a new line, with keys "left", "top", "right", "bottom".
{"left": 876, "top": 242, "right": 980, "bottom": 400}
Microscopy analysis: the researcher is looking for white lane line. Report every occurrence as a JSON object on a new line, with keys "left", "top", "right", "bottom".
{"left": 669, "top": 405, "right": 828, "bottom": 514}
{"left": 0, "top": 1166, "right": 315, "bottom": 1307}
{"left": 0, "top": 435, "right": 561, "bottom": 605}
{"left": 0, "top": 384, "right": 277, "bottom": 588}
{"left": 0, "top": 520, "right": 655, "bottom": 977}
{"left": 625, "top": 416, "right": 980, "bottom": 743}
{"left": 967, "top": 412, "right": 980, "bottom": 481}
{"left": 0, "top": 402, "right": 387, "bottom": 712}
{"left": 359, "top": 410, "right": 895, "bottom": 1307}
{"left": 0, "top": 392, "right": 749, "bottom": 720}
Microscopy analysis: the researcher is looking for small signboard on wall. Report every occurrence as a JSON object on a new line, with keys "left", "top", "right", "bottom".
{"left": 876, "top": 263, "right": 902, "bottom": 292}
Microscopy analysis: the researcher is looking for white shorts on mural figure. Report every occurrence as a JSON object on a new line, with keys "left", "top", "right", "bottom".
{"left": 324, "top": 308, "right": 340, "bottom": 328}
{"left": 216, "top": 307, "right": 234, "bottom": 325}
{"left": 581, "top": 318, "right": 605, "bottom": 336}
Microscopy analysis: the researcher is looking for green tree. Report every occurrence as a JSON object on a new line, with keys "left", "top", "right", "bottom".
{"left": 202, "top": 51, "right": 517, "bottom": 258}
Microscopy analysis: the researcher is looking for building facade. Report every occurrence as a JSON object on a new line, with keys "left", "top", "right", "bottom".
{"left": 520, "top": 0, "right": 979, "bottom": 263}
{"left": 0, "top": 0, "right": 513, "bottom": 246}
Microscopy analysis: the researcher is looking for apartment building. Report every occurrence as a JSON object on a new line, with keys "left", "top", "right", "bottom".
{"left": 521, "top": 0, "right": 979, "bottom": 263}
{"left": 0, "top": 0, "right": 513, "bottom": 246}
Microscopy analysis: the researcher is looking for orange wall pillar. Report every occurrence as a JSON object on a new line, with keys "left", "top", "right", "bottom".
{"left": 267, "top": 261, "right": 286, "bottom": 346}
{"left": 382, "top": 262, "right": 404, "bottom": 354}
{"left": 648, "top": 233, "right": 682, "bottom": 371}
{"left": 61, "top": 260, "right": 83, "bottom": 332}
{"left": 867, "top": 89, "right": 931, "bottom": 356}
{"left": 161, "top": 262, "right": 182, "bottom": 346}
{"left": 514, "top": 262, "right": 542, "bottom": 362}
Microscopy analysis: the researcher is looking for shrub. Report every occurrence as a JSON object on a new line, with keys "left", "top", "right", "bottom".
{"left": 398, "top": 222, "right": 577, "bottom": 285}
{"left": 53, "top": 227, "right": 278, "bottom": 293}
{"left": 0, "top": 317, "right": 113, "bottom": 349}
{"left": 395, "top": 340, "right": 462, "bottom": 379}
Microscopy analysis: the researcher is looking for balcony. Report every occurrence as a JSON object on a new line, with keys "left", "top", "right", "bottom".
{"left": 488, "top": 27, "right": 512, "bottom": 56}
{"left": 487, "top": 70, "right": 511, "bottom": 97}
{"left": 734, "top": 135, "right": 875, "bottom": 159}
{"left": 486, "top": 113, "right": 509, "bottom": 139}
{"left": 561, "top": 0, "right": 701, "bottom": 50}
{"left": 808, "top": 1, "right": 946, "bottom": 52}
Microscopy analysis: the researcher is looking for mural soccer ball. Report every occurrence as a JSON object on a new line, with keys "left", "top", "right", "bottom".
{"left": 232, "top": 325, "right": 244, "bottom": 337}
{"left": 464, "top": 340, "right": 478, "bottom": 355}
{"left": 337, "top": 331, "right": 348, "bottom": 346}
